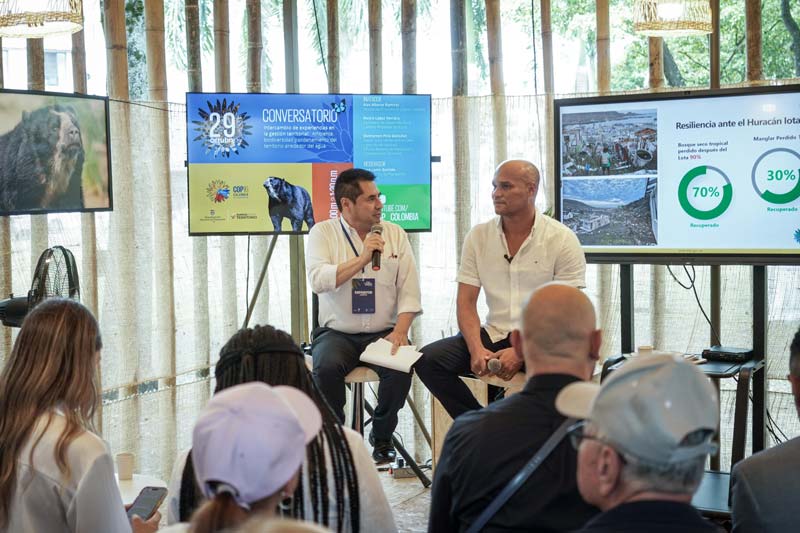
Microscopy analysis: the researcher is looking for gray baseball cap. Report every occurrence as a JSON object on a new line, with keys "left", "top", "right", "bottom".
{"left": 556, "top": 353, "right": 719, "bottom": 464}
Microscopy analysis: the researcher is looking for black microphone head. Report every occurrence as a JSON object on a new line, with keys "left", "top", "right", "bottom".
{"left": 370, "top": 223, "right": 383, "bottom": 235}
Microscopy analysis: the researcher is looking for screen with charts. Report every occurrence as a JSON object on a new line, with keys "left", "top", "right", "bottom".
{"left": 186, "top": 92, "right": 431, "bottom": 235}
{"left": 554, "top": 85, "right": 800, "bottom": 264}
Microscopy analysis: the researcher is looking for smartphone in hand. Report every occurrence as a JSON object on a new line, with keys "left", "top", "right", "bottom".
{"left": 126, "top": 486, "right": 168, "bottom": 520}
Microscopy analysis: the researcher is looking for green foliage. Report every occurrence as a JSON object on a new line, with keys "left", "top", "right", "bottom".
{"left": 164, "top": 0, "right": 215, "bottom": 71}
{"left": 125, "top": 0, "right": 148, "bottom": 100}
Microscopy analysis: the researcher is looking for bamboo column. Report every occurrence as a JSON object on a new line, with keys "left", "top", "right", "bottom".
{"left": 486, "top": 0, "right": 507, "bottom": 164}
{"left": 214, "top": 0, "right": 239, "bottom": 340}
{"left": 327, "top": 0, "right": 340, "bottom": 93}
{"left": 104, "top": 0, "right": 140, "bottom": 453}
{"left": 186, "top": 0, "right": 211, "bottom": 369}
{"left": 71, "top": 26, "right": 102, "bottom": 431}
{"left": 145, "top": 0, "right": 177, "bottom": 476}
{"left": 369, "top": 0, "right": 382, "bottom": 94}
{"left": 27, "top": 39, "right": 48, "bottom": 273}
{"left": 745, "top": 0, "right": 762, "bottom": 81}
{"left": 649, "top": 37, "right": 665, "bottom": 89}
{"left": 596, "top": 0, "right": 610, "bottom": 94}
{"left": 451, "top": 0, "right": 470, "bottom": 257}
{"left": 540, "top": 0, "right": 555, "bottom": 203}
{"left": 246, "top": 0, "right": 271, "bottom": 327}
{"left": 0, "top": 38, "right": 9, "bottom": 360}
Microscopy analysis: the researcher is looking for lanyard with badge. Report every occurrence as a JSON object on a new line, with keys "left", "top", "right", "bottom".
{"left": 341, "top": 221, "right": 375, "bottom": 314}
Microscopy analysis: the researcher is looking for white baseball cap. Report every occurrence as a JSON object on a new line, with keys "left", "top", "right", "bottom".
{"left": 556, "top": 353, "right": 719, "bottom": 464}
{"left": 192, "top": 382, "right": 322, "bottom": 509}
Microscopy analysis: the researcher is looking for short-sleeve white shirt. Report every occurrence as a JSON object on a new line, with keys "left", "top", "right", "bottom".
{"left": 457, "top": 210, "right": 586, "bottom": 342}
{"left": 306, "top": 217, "right": 422, "bottom": 334}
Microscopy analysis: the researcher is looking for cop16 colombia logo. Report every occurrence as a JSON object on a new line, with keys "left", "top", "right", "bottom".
{"left": 207, "top": 180, "right": 230, "bottom": 203}
{"left": 193, "top": 98, "right": 252, "bottom": 158}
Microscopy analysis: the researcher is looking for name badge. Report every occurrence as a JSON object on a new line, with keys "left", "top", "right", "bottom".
{"left": 352, "top": 278, "right": 376, "bottom": 314}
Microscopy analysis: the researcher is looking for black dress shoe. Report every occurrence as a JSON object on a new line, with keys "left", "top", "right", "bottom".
{"left": 369, "top": 433, "right": 397, "bottom": 465}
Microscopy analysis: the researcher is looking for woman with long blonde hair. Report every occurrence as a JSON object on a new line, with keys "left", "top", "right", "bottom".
{"left": 0, "top": 298, "right": 159, "bottom": 532}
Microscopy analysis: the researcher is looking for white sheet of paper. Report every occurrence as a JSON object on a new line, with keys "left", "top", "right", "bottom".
{"left": 359, "top": 338, "right": 423, "bottom": 373}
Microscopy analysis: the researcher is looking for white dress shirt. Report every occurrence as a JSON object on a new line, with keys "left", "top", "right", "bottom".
{"left": 306, "top": 217, "right": 422, "bottom": 334}
{"left": 6, "top": 412, "right": 131, "bottom": 533}
{"left": 457, "top": 210, "right": 586, "bottom": 342}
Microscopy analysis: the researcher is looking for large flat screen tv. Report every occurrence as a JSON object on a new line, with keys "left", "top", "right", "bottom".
{"left": 554, "top": 84, "right": 800, "bottom": 264}
{"left": 0, "top": 89, "right": 112, "bottom": 216}
{"left": 186, "top": 92, "right": 432, "bottom": 235}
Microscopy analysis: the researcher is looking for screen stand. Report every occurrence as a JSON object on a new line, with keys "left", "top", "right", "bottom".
{"left": 242, "top": 234, "right": 280, "bottom": 329}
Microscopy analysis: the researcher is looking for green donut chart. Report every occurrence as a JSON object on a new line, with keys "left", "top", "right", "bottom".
{"left": 751, "top": 147, "right": 800, "bottom": 205}
{"left": 678, "top": 165, "right": 734, "bottom": 220}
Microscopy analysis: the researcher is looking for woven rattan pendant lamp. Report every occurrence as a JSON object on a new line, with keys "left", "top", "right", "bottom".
{"left": 633, "top": 0, "right": 712, "bottom": 37}
{"left": 0, "top": 0, "right": 83, "bottom": 38}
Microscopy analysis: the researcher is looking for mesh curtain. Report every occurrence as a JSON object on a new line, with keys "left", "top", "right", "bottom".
{"left": 0, "top": 93, "right": 797, "bottom": 482}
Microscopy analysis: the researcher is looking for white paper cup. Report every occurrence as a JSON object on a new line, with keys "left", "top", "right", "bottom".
{"left": 116, "top": 452, "right": 134, "bottom": 480}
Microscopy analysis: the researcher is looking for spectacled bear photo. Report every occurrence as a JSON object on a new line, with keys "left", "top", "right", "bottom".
{"left": 263, "top": 176, "right": 315, "bottom": 232}
{"left": 0, "top": 105, "right": 85, "bottom": 214}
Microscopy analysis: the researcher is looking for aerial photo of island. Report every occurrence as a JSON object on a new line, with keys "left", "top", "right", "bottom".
{"left": 562, "top": 177, "right": 658, "bottom": 246}
{"left": 561, "top": 108, "right": 657, "bottom": 177}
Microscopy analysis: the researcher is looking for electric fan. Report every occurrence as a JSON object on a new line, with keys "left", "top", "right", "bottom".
{"left": 0, "top": 246, "right": 80, "bottom": 327}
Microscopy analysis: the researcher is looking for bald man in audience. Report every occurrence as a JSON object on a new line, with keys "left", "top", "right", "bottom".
{"left": 427, "top": 283, "right": 600, "bottom": 532}
{"left": 730, "top": 325, "right": 800, "bottom": 532}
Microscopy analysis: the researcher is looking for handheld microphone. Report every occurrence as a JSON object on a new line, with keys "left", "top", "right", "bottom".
{"left": 487, "top": 358, "right": 502, "bottom": 374}
{"left": 370, "top": 224, "right": 383, "bottom": 271}
{"left": 503, "top": 254, "right": 513, "bottom": 264}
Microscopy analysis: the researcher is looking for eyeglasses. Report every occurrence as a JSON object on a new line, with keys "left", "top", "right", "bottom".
{"left": 567, "top": 421, "right": 629, "bottom": 464}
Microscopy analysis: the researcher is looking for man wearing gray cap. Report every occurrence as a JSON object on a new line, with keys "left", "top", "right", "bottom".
{"left": 730, "top": 325, "right": 800, "bottom": 532}
{"left": 556, "top": 354, "right": 720, "bottom": 532}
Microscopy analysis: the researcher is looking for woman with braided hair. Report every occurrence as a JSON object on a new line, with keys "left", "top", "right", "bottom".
{"left": 165, "top": 324, "right": 396, "bottom": 533}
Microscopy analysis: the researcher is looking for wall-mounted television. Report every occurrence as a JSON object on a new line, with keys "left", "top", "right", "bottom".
{"left": 186, "top": 92, "right": 432, "bottom": 235}
{"left": 554, "top": 84, "right": 800, "bottom": 265}
{"left": 0, "top": 88, "right": 112, "bottom": 216}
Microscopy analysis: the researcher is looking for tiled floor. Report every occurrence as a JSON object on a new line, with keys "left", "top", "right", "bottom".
{"left": 377, "top": 467, "right": 431, "bottom": 532}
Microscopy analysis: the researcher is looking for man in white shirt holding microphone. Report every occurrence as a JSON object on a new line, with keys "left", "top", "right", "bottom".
{"left": 306, "top": 168, "right": 422, "bottom": 464}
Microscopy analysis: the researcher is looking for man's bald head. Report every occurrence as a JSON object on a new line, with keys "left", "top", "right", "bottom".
{"left": 514, "top": 283, "right": 600, "bottom": 379}
{"left": 495, "top": 159, "right": 540, "bottom": 191}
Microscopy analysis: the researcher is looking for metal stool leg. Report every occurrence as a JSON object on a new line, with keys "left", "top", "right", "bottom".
{"left": 351, "top": 382, "right": 365, "bottom": 435}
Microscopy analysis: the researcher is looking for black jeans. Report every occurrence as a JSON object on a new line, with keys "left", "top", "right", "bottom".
{"left": 414, "top": 329, "right": 512, "bottom": 419}
{"left": 311, "top": 327, "right": 412, "bottom": 441}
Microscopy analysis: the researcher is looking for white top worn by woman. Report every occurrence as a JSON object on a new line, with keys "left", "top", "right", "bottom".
{"left": 165, "top": 425, "right": 397, "bottom": 532}
{"left": 5, "top": 412, "right": 131, "bottom": 533}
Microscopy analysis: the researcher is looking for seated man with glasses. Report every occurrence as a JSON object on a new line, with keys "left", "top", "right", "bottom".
{"left": 428, "top": 283, "right": 600, "bottom": 532}
{"left": 556, "top": 354, "right": 721, "bottom": 533}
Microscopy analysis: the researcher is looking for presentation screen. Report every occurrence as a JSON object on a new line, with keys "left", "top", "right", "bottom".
{"left": 186, "top": 92, "right": 432, "bottom": 235}
{"left": 0, "top": 89, "right": 112, "bottom": 216}
{"left": 554, "top": 85, "right": 800, "bottom": 264}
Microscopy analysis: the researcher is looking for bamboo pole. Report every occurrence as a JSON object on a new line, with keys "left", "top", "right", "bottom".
{"left": 401, "top": 0, "right": 416, "bottom": 94}
{"left": 145, "top": 0, "right": 177, "bottom": 476}
{"left": 214, "top": 0, "right": 239, "bottom": 340}
{"left": 648, "top": 37, "right": 665, "bottom": 89}
{"left": 451, "top": 0, "right": 470, "bottom": 258}
{"left": 104, "top": 0, "right": 139, "bottom": 453}
{"left": 369, "top": 0, "right": 382, "bottom": 94}
{"left": 596, "top": 0, "right": 610, "bottom": 94}
{"left": 327, "top": 0, "right": 340, "bottom": 93}
{"left": 27, "top": 39, "right": 48, "bottom": 275}
{"left": 485, "top": 0, "right": 507, "bottom": 164}
{"left": 246, "top": 0, "right": 261, "bottom": 93}
{"left": 72, "top": 26, "right": 102, "bottom": 432}
{"left": 745, "top": 0, "right": 762, "bottom": 81}
{"left": 540, "top": 0, "right": 555, "bottom": 206}
{"left": 185, "top": 0, "right": 211, "bottom": 369}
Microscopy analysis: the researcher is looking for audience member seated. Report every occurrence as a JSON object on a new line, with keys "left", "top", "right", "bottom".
{"left": 428, "top": 283, "right": 600, "bottom": 532}
{"left": 0, "top": 298, "right": 160, "bottom": 532}
{"left": 730, "top": 325, "right": 800, "bottom": 533}
{"left": 166, "top": 325, "right": 396, "bottom": 533}
{"left": 415, "top": 160, "right": 586, "bottom": 420}
{"left": 557, "top": 354, "right": 721, "bottom": 533}
{"left": 160, "top": 382, "right": 322, "bottom": 533}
